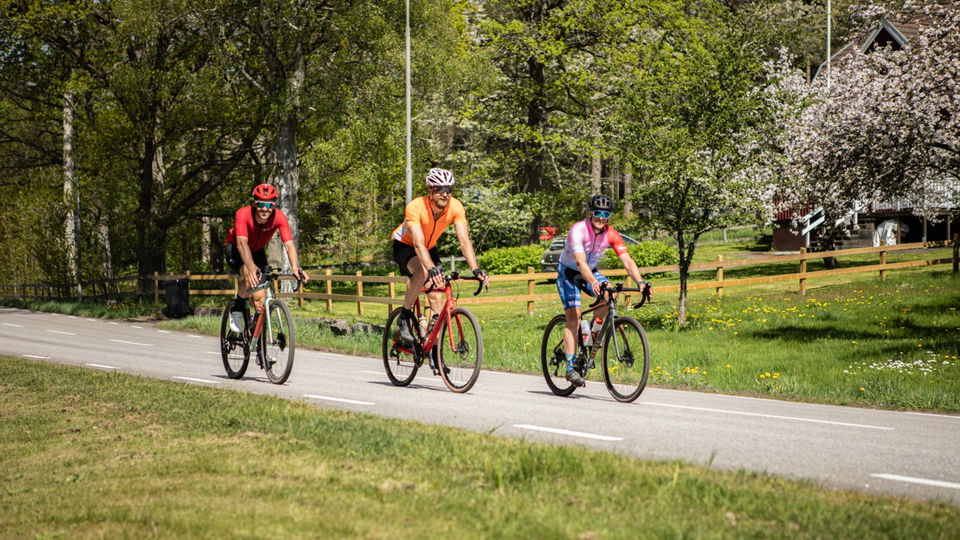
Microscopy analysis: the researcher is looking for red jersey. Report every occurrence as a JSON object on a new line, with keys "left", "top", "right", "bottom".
{"left": 224, "top": 206, "right": 293, "bottom": 252}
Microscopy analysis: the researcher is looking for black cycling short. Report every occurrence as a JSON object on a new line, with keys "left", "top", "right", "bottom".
{"left": 224, "top": 243, "right": 268, "bottom": 272}
{"left": 393, "top": 240, "right": 441, "bottom": 278}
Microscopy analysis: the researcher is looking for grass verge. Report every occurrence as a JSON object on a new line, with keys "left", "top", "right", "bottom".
{"left": 2, "top": 357, "right": 958, "bottom": 538}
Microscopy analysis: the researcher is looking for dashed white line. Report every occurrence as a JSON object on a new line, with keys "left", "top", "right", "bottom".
{"left": 514, "top": 424, "right": 623, "bottom": 441}
{"left": 108, "top": 322, "right": 119, "bottom": 325}
{"left": 304, "top": 394, "right": 375, "bottom": 406}
{"left": 46, "top": 330, "right": 76, "bottom": 336}
{"left": 85, "top": 319, "right": 96, "bottom": 322}
{"left": 2, "top": 323, "right": 23, "bottom": 328}
{"left": 188, "top": 335, "right": 203, "bottom": 339}
{"left": 23, "top": 354, "right": 48, "bottom": 359}
{"left": 131, "top": 325, "right": 143, "bottom": 329}
{"left": 359, "top": 370, "right": 383, "bottom": 375}
{"left": 205, "top": 351, "right": 221, "bottom": 355}
{"left": 85, "top": 363, "right": 119, "bottom": 370}
{"left": 905, "top": 412, "right": 960, "bottom": 420}
{"left": 171, "top": 376, "right": 220, "bottom": 385}
{"left": 109, "top": 339, "right": 153, "bottom": 347}
{"left": 871, "top": 474, "right": 960, "bottom": 491}
{"left": 67, "top": 316, "right": 77, "bottom": 319}
{"left": 640, "top": 402, "right": 894, "bottom": 431}
{"left": 157, "top": 330, "right": 171, "bottom": 334}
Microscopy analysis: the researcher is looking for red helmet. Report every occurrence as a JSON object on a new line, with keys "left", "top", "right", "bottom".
{"left": 252, "top": 183, "right": 278, "bottom": 201}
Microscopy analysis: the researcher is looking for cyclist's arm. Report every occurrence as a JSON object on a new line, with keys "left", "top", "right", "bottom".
{"left": 235, "top": 236, "right": 260, "bottom": 286}
{"left": 617, "top": 252, "right": 645, "bottom": 287}
{"left": 573, "top": 251, "right": 602, "bottom": 296}
{"left": 453, "top": 222, "right": 489, "bottom": 286}
{"left": 282, "top": 240, "right": 308, "bottom": 281}
{"left": 408, "top": 223, "right": 444, "bottom": 288}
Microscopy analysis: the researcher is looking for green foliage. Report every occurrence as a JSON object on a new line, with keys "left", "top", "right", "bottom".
{"left": 435, "top": 186, "right": 532, "bottom": 257}
{"left": 600, "top": 241, "right": 677, "bottom": 274}
{"left": 477, "top": 245, "right": 544, "bottom": 275}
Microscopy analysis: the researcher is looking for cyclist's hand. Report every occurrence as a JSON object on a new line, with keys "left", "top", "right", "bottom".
{"left": 296, "top": 268, "right": 309, "bottom": 283}
{"left": 426, "top": 265, "right": 445, "bottom": 289}
{"left": 243, "top": 265, "right": 260, "bottom": 288}
{"left": 472, "top": 268, "right": 489, "bottom": 288}
{"left": 590, "top": 280, "right": 604, "bottom": 297}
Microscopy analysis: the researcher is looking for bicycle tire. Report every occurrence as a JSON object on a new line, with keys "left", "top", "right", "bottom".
{"left": 437, "top": 307, "right": 482, "bottom": 393}
{"left": 382, "top": 308, "right": 419, "bottom": 386}
{"left": 220, "top": 299, "right": 249, "bottom": 379}
{"left": 261, "top": 300, "right": 295, "bottom": 384}
{"left": 601, "top": 315, "right": 650, "bottom": 403}
{"left": 540, "top": 314, "right": 577, "bottom": 396}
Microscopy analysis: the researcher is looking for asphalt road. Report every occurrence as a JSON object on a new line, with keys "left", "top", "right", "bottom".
{"left": 2, "top": 306, "right": 959, "bottom": 505}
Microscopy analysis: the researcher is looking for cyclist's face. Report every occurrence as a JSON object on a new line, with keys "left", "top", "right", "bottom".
{"left": 590, "top": 213, "right": 608, "bottom": 231}
{"left": 428, "top": 187, "right": 451, "bottom": 209}
{"left": 253, "top": 200, "right": 275, "bottom": 223}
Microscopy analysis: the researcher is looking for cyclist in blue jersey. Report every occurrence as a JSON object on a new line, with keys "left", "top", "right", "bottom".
{"left": 556, "top": 194, "right": 648, "bottom": 386}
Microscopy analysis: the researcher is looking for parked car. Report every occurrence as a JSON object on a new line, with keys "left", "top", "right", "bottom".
{"left": 540, "top": 233, "right": 640, "bottom": 275}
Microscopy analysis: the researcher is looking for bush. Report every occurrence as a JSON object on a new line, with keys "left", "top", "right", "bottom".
{"left": 600, "top": 241, "right": 677, "bottom": 275}
{"left": 478, "top": 245, "right": 544, "bottom": 275}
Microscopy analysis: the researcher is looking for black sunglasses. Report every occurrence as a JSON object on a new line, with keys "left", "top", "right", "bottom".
{"left": 430, "top": 186, "right": 452, "bottom": 195}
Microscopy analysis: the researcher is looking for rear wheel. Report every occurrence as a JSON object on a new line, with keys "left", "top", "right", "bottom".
{"left": 263, "top": 300, "right": 295, "bottom": 384}
{"left": 437, "top": 307, "right": 482, "bottom": 393}
{"left": 540, "top": 314, "right": 576, "bottom": 396}
{"left": 601, "top": 315, "right": 650, "bottom": 403}
{"left": 220, "top": 299, "right": 249, "bottom": 379}
{"left": 382, "top": 308, "right": 419, "bottom": 386}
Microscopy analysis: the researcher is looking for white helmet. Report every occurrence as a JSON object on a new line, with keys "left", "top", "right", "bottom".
{"left": 425, "top": 167, "right": 455, "bottom": 187}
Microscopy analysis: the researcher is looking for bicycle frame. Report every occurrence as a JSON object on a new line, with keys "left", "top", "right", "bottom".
{"left": 398, "top": 273, "right": 484, "bottom": 357}
{"left": 577, "top": 283, "right": 647, "bottom": 364}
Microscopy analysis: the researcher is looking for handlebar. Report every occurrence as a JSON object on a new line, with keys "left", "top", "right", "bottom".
{"left": 587, "top": 281, "right": 653, "bottom": 308}
{"left": 245, "top": 266, "right": 306, "bottom": 293}
{"left": 424, "top": 271, "right": 487, "bottom": 296}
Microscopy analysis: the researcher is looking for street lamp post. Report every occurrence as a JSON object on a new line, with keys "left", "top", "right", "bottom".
{"left": 405, "top": 0, "right": 413, "bottom": 204}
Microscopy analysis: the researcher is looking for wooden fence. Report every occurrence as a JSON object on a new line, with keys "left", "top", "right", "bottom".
{"left": 2, "top": 237, "right": 957, "bottom": 315}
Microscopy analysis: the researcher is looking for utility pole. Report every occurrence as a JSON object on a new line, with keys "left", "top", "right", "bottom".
{"left": 405, "top": 0, "right": 413, "bottom": 203}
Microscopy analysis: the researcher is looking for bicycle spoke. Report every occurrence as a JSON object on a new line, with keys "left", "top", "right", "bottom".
{"left": 438, "top": 308, "right": 482, "bottom": 393}
{"left": 382, "top": 308, "right": 419, "bottom": 386}
{"left": 602, "top": 315, "right": 650, "bottom": 403}
{"left": 263, "top": 301, "right": 295, "bottom": 384}
{"left": 540, "top": 315, "right": 577, "bottom": 396}
{"left": 220, "top": 299, "right": 249, "bottom": 379}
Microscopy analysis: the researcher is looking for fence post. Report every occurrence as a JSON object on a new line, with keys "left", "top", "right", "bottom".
{"left": 953, "top": 234, "right": 959, "bottom": 274}
{"left": 799, "top": 248, "right": 807, "bottom": 295}
{"left": 325, "top": 268, "right": 333, "bottom": 313}
{"left": 716, "top": 255, "right": 724, "bottom": 297}
{"left": 879, "top": 250, "right": 887, "bottom": 281}
{"left": 153, "top": 271, "right": 159, "bottom": 303}
{"left": 297, "top": 278, "right": 303, "bottom": 308}
{"left": 527, "top": 267, "right": 535, "bottom": 316}
{"left": 356, "top": 270, "right": 364, "bottom": 316}
{"left": 185, "top": 271, "right": 191, "bottom": 296}
{"left": 388, "top": 272, "right": 396, "bottom": 318}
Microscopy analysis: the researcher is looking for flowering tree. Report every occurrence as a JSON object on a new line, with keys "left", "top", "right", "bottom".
{"left": 762, "top": 2, "right": 960, "bottom": 230}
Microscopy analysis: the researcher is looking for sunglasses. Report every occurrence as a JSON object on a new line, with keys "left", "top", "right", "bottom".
{"left": 254, "top": 201, "right": 276, "bottom": 209}
{"left": 430, "top": 186, "right": 452, "bottom": 195}
{"left": 591, "top": 209, "right": 611, "bottom": 219}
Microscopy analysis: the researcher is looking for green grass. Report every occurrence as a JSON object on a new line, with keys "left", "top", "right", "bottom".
{"left": 3, "top": 357, "right": 958, "bottom": 538}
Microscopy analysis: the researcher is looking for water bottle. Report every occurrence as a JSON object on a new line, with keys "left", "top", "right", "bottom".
{"left": 419, "top": 315, "right": 428, "bottom": 335}
{"left": 580, "top": 319, "right": 592, "bottom": 346}
{"left": 590, "top": 317, "right": 604, "bottom": 343}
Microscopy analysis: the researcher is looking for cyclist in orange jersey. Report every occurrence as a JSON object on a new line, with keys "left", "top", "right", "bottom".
{"left": 391, "top": 168, "right": 489, "bottom": 345}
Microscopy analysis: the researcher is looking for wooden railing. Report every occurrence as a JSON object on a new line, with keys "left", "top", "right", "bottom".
{"left": 2, "top": 237, "right": 956, "bottom": 315}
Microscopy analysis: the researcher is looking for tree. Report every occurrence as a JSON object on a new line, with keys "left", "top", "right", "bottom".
{"left": 623, "top": 3, "right": 774, "bottom": 326}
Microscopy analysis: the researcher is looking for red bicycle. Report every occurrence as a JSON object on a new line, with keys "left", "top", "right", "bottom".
{"left": 382, "top": 272, "right": 485, "bottom": 393}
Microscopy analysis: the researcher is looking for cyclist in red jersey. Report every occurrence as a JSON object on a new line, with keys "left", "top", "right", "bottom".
{"left": 224, "top": 183, "right": 309, "bottom": 331}
{"left": 390, "top": 168, "right": 489, "bottom": 345}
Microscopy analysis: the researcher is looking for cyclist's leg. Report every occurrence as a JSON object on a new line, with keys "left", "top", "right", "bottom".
{"left": 556, "top": 266, "right": 585, "bottom": 385}
{"left": 585, "top": 269, "right": 611, "bottom": 322}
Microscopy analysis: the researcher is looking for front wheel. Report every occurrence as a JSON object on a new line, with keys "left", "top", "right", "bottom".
{"left": 601, "top": 315, "right": 650, "bottom": 403}
{"left": 540, "top": 314, "right": 577, "bottom": 396}
{"left": 382, "top": 308, "right": 419, "bottom": 386}
{"left": 220, "top": 299, "right": 249, "bottom": 379}
{"left": 263, "top": 300, "right": 295, "bottom": 384}
{"left": 437, "top": 307, "right": 482, "bottom": 393}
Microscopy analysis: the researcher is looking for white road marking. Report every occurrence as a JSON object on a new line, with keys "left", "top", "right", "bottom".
{"left": 2, "top": 323, "right": 23, "bottom": 328}
{"left": 905, "top": 412, "right": 960, "bottom": 420}
{"left": 85, "top": 319, "right": 96, "bottom": 322}
{"left": 205, "top": 351, "right": 221, "bottom": 355}
{"left": 23, "top": 354, "right": 48, "bottom": 359}
{"left": 304, "top": 394, "right": 375, "bottom": 406}
{"left": 871, "top": 474, "right": 960, "bottom": 491}
{"left": 641, "top": 402, "right": 894, "bottom": 431}
{"left": 109, "top": 339, "right": 153, "bottom": 347}
{"left": 108, "top": 322, "right": 119, "bottom": 325}
{"left": 46, "top": 330, "right": 76, "bottom": 336}
{"left": 85, "top": 363, "right": 119, "bottom": 370}
{"left": 514, "top": 424, "right": 623, "bottom": 441}
{"left": 171, "top": 376, "right": 220, "bottom": 385}
{"left": 359, "top": 370, "right": 383, "bottom": 375}
{"left": 188, "top": 334, "right": 203, "bottom": 339}
{"left": 157, "top": 330, "right": 171, "bottom": 334}
{"left": 131, "top": 325, "right": 143, "bottom": 329}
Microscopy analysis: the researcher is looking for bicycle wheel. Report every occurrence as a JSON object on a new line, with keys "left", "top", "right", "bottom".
{"left": 220, "top": 299, "right": 249, "bottom": 379}
{"left": 437, "top": 307, "right": 482, "bottom": 393}
{"left": 540, "top": 314, "right": 577, "bottom": 396}
{"left": 263, "top": 300, "right": 295, "bottom": 384}
{"left": 382, "top": 308, "right": 419, "bottom": 386}
{"left": 601, "top": 315, "right": 650, "bottom": 403}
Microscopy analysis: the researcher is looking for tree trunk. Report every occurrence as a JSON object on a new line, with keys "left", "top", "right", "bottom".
{"left": 524, "top": 56, "right": 547, "bottom": 243}
{"left": 136, "top": 134, "right": 167, "bottom": 292}
{"left": 96, "top": 215, "right": 112, "bottom": 281}
{"left": 623, "top": 161, "right": 634, "bottom": 217}
{"left": 63, "top": 89, "right": 80, "bottom": 289}
{"left": 676, "top": 231, "right": 688, "bottom": 326}
{"left": 591, "top": 153, "right": 602, "bottom": 195}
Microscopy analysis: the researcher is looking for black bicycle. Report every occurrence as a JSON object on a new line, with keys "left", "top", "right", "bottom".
{"left": 540, "top": 281, "right": 652, "bottom": 403}
{"left": 219, "top": 268, "right": 300, "bottom": 384}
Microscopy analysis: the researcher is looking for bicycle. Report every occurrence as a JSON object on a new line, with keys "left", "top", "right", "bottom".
{"left": 540, "top": 281, "right": 652, "bottom": 403}
{"left": 382, "top": 272, "right": 486, "bottom": 393}
{"left": 220, "top": 267, "right": 301, "bottom": 384}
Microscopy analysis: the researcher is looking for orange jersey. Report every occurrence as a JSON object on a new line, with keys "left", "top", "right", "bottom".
{"left": 391, "top": 195, "right": 467, "bottom": 249}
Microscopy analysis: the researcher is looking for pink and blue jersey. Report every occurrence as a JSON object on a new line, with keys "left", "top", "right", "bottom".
{"left": 559, "top": 220, "right": 628, "bottom": 270}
